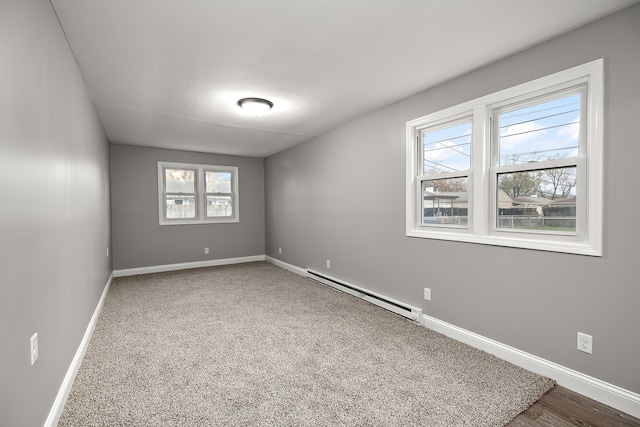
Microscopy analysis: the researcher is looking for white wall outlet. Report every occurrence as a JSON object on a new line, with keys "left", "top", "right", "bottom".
{"left": 424, "top": 287, "right": 431, "bottom": 301}
{"left": 278, "top": 247, "right": 282, "bottom": 254}
{"left": 204, "top": 247, "right": 209, "bottom": 255}
{"left": 30, "top": 333, "right": 38, "bottom": 366}
{"left": 577, "top": 332, "right": 593, "bottom": 354}
{"left": 106, "top": 247, "right": 109, "bottom": 257}
{"left": 326, "top": 259, "right": 331, "bottom": 269}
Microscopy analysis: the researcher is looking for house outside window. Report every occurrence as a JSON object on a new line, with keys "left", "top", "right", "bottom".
{"left": 406, "top": 59, "right": 603, "bottom": 256}
{"left": 158, "top": 161, "right": 239, "bottom": 225}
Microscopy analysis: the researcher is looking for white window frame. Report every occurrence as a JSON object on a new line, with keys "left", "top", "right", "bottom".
{"left": 406, "top": 59, "right": 603, "bottom": 256}
{"left": 418, "top": 114, "right": 473, "bottom": 230}
{"left": 158, "top": 161, "right": 239, "bottom": 225}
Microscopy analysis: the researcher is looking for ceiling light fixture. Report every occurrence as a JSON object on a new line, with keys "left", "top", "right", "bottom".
{"left": 237, "top": 97, "right": 273, "bottom": 117}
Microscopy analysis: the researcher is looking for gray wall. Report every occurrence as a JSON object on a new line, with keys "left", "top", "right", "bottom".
{"left": 265, "top": 5, "right": 640, "bottom": 394}
{"left": 110, "top": 144, "right": 265, "bottom": 270}
{"left": 0, "top": 1, "right": 112, "bottom": 426}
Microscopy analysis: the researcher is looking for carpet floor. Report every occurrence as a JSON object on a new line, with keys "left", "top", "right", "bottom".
{"left": 58, "top": 262, "right": 554, "bottom": 426}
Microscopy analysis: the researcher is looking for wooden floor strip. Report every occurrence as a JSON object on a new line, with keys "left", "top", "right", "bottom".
{"left": 508, "top": 386, "right": 640, "bottom": 427}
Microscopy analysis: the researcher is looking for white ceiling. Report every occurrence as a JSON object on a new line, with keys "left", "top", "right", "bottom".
{"left": 51, "top": 0, "right": 637, "bottom": 158}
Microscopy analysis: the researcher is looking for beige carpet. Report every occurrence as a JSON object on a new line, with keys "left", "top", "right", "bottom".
{"left": 59, "top": 262, "right": 554, "bottom": 426}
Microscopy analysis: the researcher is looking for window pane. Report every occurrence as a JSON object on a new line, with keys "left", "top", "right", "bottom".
{"left": 165, "top": 195, "right": 196, "bottom": 219}
{"left": 499, "top": 93, "right": 580, "bottom": 166}
{"left": 207, "top": 195, "right": 232, "bottom": 217}
{"left": 165, "top": 169, "right": 195, "bottom": 193}
{"left": 206, "top": 171, "right": 232, "bottom": 193}
{"left": 422, "top": 121, "right": 471, "bottom": 174}
{"left": 421, "top": 178, "right": 468, "bottom": 226}
{"left": 497, "top": 167, "right": 576, "bottom": 232}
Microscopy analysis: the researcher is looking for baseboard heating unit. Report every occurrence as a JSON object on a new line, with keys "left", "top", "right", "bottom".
{"left": 306, "top": 269, "right": 422, "bottom": 322}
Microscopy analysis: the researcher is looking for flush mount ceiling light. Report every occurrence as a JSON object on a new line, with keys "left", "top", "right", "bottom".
{"left": 237, "top": 97, "right": 273, "bottom": 117}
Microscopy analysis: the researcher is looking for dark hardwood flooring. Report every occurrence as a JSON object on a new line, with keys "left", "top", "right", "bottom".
{"left": 508, "top": 386, "right": 640, "bottom": 426}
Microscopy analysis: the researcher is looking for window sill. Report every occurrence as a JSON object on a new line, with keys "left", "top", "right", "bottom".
{"left": 406, "top": 228, "right": 600, "bottom": 256}
{"left": 159, "top": 217, "right": 239, "bottom": 226}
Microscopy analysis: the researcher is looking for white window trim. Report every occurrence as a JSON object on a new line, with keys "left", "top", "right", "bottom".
{"left": 158, "top": 161, "right": 239, "bottom": 225}
{"left": 406, "top": 59, "right": 603, "bottom": 256}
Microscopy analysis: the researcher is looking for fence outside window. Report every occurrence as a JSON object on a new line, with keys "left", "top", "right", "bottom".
{"left": 497, "top": 216, "right": 576, "bottom": 231}
{"left": 421, "top": 215, "right": 576, "bottom": 231}
{"left": 166, "top": 204, "right": 231, "bottom": 219}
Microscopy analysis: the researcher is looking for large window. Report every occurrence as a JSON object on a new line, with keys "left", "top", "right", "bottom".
{"left": 158, "top": 161, "right": 239, "bottom": 225}
{"left": 406, "top": 59, "right": 603, "bottom": 256}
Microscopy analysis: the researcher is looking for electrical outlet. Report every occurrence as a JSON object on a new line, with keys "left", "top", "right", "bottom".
{"left": 30, "top": 333, "right": 38, "bottom": 366}
{"left": 278, "top": 247, "right": 282, "bottom": 254}
{"left": 577, "top": 332, "right": 593, "bottom": 354}
{"left": 424, "top": 287, "right": 431, "bottom": 301}
{"left": 106, "top": 247, "right": 109, "bottom": 257}
{"left": 204, "top": 247, "right": 209, "bottom": 255}
{"left": 326, "top": 260, "right": 331, "bottom": 269}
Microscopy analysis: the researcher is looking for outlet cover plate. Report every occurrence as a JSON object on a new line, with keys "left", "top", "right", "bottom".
{"left": 577, "top": 332, "right": 593, "bottom": 354}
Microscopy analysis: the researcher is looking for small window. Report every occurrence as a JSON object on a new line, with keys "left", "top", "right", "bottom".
{"left": 164, "top": 168, "right": 197, "bottom": 220}
{"left": 406, "top": 59, "right": 603, "bottom": 256}
{"left": 419, "top": 119, "right": 472, "bottom": 228}
{"left": 205, "top": 171, "right": 234, "bottom": 218}
{"left": 158, "top": 162, "right": 238, "bottom": 225}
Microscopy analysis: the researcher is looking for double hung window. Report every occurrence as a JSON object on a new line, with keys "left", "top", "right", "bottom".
{"left": 158, "top": 161, "right": 239, "bottom": 225}
{"left": 406, "top": 60, "right": 603, "bottom": 255}
{"left": 420, "top": 118, "right": 472, "bottom": 228}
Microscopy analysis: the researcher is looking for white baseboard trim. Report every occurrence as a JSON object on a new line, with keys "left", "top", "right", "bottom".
{"left": 113, "top": 255, "right": 266, "bottom": 277}
{"left": 44, "top": 272, "right": 114, "bottom": 427}
{"left": 265, "top": 256, "right": 308, "bottom": 277}
{"left": 422, "top": 314, "right": 640, "bottom": 419}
